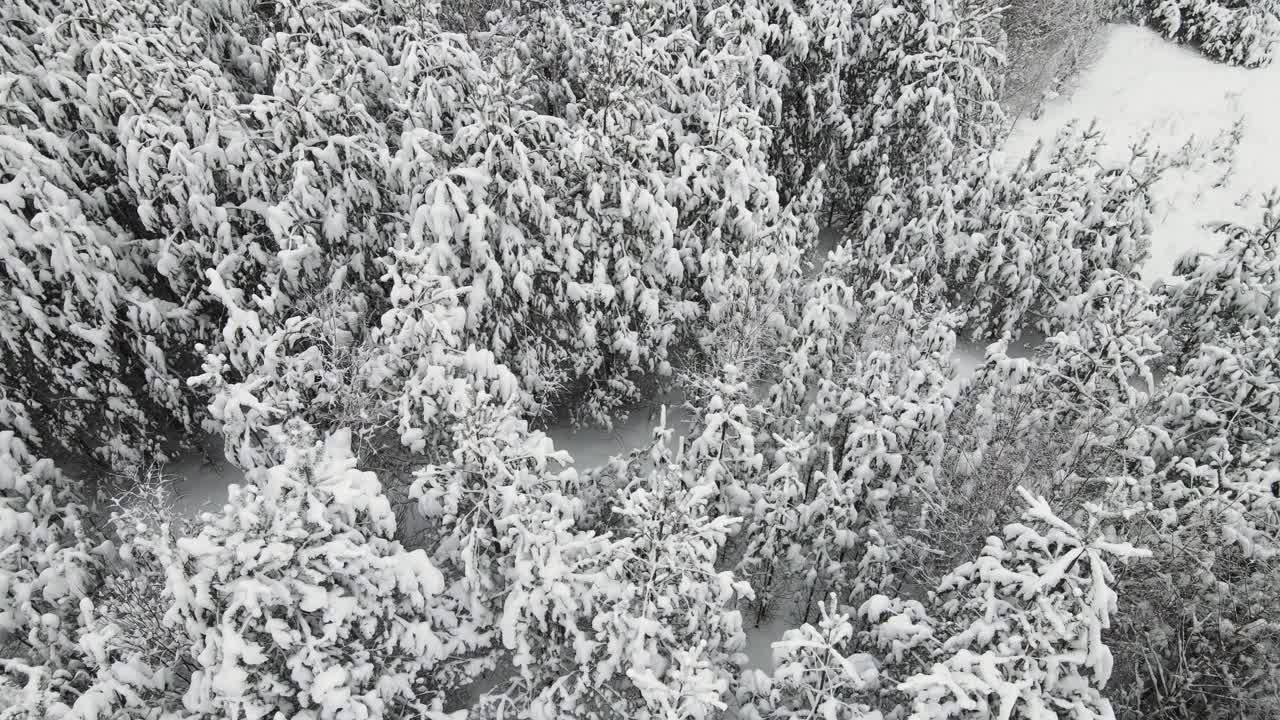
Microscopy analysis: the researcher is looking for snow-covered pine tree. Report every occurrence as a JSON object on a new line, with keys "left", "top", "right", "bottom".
{"left": 898, "top": 489, "right": 1148, "bottom": 720}
{"left": 746, "top": 596, "right": 883, "bottom": 720}
{"left": 420, "top": 408, "right": 755, "bottom": 719}
{"left": 0, "top": 424, "right": 98, "bottom": 717}
{"left": 1160, "top": 193, "right": 1280, "bottom": 358}
{"left": 0, "top": 1, "right": 200, "bottom": 465}
{"left": 681, "top": 372, "right": 767, "bottom": 532}
{"left": 579, "top": 424, "right": 755, "bottom": 720}
{"left": 411, "top": 400, "right": 613, "bottom": 706}
{"left": 166, "top": 420, "right": 458, "bottom": 720}
{"left": 690, "top": 273, "right": 865, "bottom": 622}
{"left": 675, "top": 360, "right": 820, "bottom": 625}
{"left": 806, "top": 280, "right": 961, "bottom": 613}
{"left": 1038, "top": 271, "right": 1167, "bottom": 410}
{"left": 1097, "top": 204, "right": 1280, "bottom": 719}
{"left": 765, "top": 0, "right": 1003, "bottom": 215}
{"left": 846, "top": 123, "right": 1158, "bottom": 341}
{"left": 472, "top": 0, "right": 817, "bottom": 423}
{"left": 678, "top": 273, "right": 963, "bottom": 623}
{"left": 191, "top": 238, "right": 526, "bottom": 471}
{"left": 1130, "top": 0, "right": 1280, "bottom": 67}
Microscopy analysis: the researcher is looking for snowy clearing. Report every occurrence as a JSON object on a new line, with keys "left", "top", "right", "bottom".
{"left": 1009, "top": 24, "right": 1280, "bottom": 281}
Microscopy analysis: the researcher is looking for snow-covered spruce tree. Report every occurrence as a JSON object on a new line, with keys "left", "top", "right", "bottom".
{"left": 577, "top": 425, "right": 754, "bottom": 719}
{"left": 738, "top": 596, "right": 883, "bottom": 720}
{"left": 191, "top": 239, "right": 525, "bottom": 472}
{"left": 845, "top": 123, "right": 1158, "bottom": 340}
{"left": 457, "top": 0, "right": 817, "bottom": 423}
{"left": 896, "top": 489, "right": 1148, "bottom": 720}
{"left": 1130, "top": 0, "right": 1280, "bottom": 67}
{"left": 764, "top": 0, "right": 1003, "bottom": 215}
{"left": 0, "top": 2, "right": 203, "bottom": 466}
{"left": 1094, "top": 208, "right": 1280, "bottom": 720}
{"left": 418, "top": 408, "right": 753, "bottom": 718}
{"left": 165, "top": 420, "right": 457, "bottom": 720}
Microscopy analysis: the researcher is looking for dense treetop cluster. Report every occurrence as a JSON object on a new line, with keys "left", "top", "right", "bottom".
{"left": 1, "top": 1, "right": 1277, "bottom": 719}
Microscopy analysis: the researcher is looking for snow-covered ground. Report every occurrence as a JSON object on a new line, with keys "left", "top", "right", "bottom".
{"left": 1008, "top": 24, "right": 1280, "bottom": 281}
{"left": 159, "top": 23, "right": 1280, "bottom": 674}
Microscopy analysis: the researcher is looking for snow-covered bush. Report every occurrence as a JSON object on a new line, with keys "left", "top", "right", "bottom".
{"left": 579, "top": 426, "right": 755, "bottom": 719}
{"left": 166, "top": 420, "right": 457, "bottom": 720}
{"left": 0, "top": 429, "right": 97, "bottom": 671}
{"left": 1095, "top": 208, "right": 1280, "bottom": 719}
{"left": 418, "top": 408, "right": 754, "bottom": 718}
{"left": 1131, "top": 0, "right": 1280, "bottom": 66}
{"left": 62, "top": 467, "right": 199, "bottom": 720}
{"left": 847, "top": 123, "right": 1158, "bottom": 339}
{"left": 898, "top": 489, "right": 1148, "bottom": 720}
{"left": 1008, "top": 0, "right": 1109, "bottom": 105}
{"left": 748, "top": 596, "right": 883, "bottom": 720}
{"left": 962, "top": 0, "right": 1120, "bottom": 115}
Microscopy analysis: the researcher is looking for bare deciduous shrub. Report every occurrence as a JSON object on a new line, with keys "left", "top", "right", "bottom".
{"left": 94, "top": 465, "right": 199, "bottom": 683}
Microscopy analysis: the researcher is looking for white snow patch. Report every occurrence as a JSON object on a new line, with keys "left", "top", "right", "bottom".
{"left": 1006, "top": 24, "right": 1280, "bottom": 281}
{"left": 167, "top": 442, "right": 242, "bottom": 515}
{"left": 546, "top": 389, "right": 695, "bottom": 470}
{"left": 742, "top": 613, "right": 799, "bottom": 673}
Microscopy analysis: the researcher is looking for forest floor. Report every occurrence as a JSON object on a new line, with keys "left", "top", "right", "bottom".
{"left": 167, "top": 22, "right": 1280, "bottom": 671}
